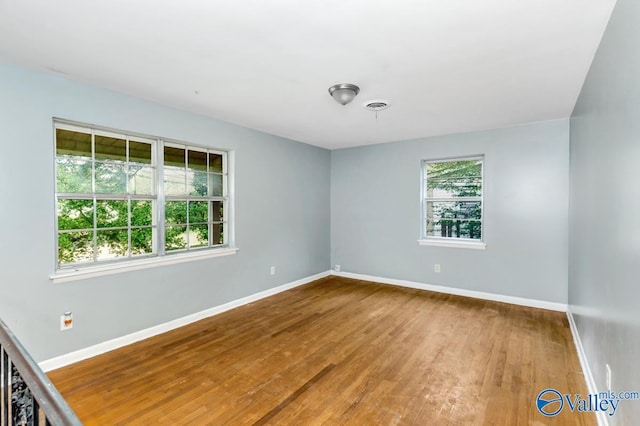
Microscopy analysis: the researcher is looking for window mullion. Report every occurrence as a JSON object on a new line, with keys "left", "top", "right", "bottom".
{"left": 127, "top": 197, "right": 132, "bottom": 259}
{"left": 184, "top": 149, "right": 189, "bottom": 250}
{"left": 208, "top": 198, "right": 212, "bottom": 247}
{"left": 125, "top": 138, "right": 132, "bottom": 259}
{"left": 92, "top": 195, "right": 98, "bottom": 262}
{"left": 156, "top": 139, "right": 166, "bottom": 256}
{"left": 424, "top": 197, "right": 482, "bottom": 202}
{"left": 91, "top": 132, "right": 98, "bottom": 262}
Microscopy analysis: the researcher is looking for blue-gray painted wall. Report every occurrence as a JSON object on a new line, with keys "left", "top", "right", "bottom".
{"left": 3, "top": 10, "right": 638, "bottom": 412}
{"left": 331, "top": 120, "right": 570, "bottom": 303}
{"left": 0, "top": 62, "right": 330, "bottom": 361}
{"left": 570, "top": 0, "right": 640, "bottom": 423}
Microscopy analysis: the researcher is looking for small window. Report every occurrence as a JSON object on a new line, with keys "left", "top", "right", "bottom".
{"left": 422, "top": 156, "right": 483, "bottom": 242}
{"left": 54, "top": 121, "right": 231, "bottom": 269}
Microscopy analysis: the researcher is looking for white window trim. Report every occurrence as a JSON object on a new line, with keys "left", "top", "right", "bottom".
{"left": 52, "top": 119, "right": 236, "bottom": 280}
{"left": 50, "top": 247, "right": 239, "bottom": 284}
{"left": 420, "top": 155, "right": 485, "bottom": 246}
{"left": 417, "top": 239, "right": 486, "bottom": 250}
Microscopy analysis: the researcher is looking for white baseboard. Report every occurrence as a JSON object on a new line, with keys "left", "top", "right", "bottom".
{"left": 331, "top": 270, "right": 567, "bottom": 312}
{"left": 40, "top": 269, "right": 567, "bottom": 372}
{"left": 39, "top": 270, "right": 331, "bottom": 372}
{"left": 567, "top": 308, "right": 607, "bottom": 426}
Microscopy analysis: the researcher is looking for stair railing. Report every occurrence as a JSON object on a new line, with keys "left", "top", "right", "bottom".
{"left": 1, "top": 318, "right": 82, "bottom": 426}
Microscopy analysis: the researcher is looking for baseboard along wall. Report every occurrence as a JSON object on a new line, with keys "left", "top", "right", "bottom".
{"left": 566, "top": 308, "right": 608, "bottom": 426}
{"left": 331, "top": 270, "right": 567, "bottom": 312}
{"left": 41, "top": 269, "right": 582, "bottom": 381}
{"left": 39, "top": 270, "right": 331, "bottom": 372}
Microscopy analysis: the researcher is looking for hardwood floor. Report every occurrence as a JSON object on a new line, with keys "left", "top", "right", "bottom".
{"left": 47, "top": 276, "right": 595, "bottom": 425}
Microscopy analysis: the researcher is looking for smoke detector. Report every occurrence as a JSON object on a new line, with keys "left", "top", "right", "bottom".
{"left": 363, "top": 99, "right": 390, "bottom": 111}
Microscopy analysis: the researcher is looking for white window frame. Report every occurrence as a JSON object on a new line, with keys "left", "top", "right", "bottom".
{"left": 159, "top": 141, "right": 229, "bottom": 254}
{"left": 418, "top": 155, "right": 486, "bottom": 250}
{"left": 51, "top": 120, "right": 237, "bottom": 283}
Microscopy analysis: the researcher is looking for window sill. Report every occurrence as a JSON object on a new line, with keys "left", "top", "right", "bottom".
{"left": 417, "top": 239, "right": 486, "bottom": 250}
{"left": 50, "top": 247, "right": 239, "bottom": 284}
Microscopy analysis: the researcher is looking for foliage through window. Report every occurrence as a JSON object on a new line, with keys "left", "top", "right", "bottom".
{"left": 422, "top": 156, "right": 483, "bottom": 241}
{"left": 55, "top": 122, "right": 229, "bottom": 268}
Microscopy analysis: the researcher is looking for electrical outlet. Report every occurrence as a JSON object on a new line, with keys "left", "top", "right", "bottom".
{"left": 606, "top": 363, "right": 612, "bottom": 390}
{"left": 334, "top": 264, "right": 341, "bottom": 272}
{"left": 434, "top": 264, "right": 441, "bottom": 273}
{"left": 270, "top": 266, "right": 276, "bottom": 275}
{"left": 60, "top": 312, "right": 73, "bottom": 331}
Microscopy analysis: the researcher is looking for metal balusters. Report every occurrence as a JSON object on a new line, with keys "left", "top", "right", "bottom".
{"left": 2, "top": 349, "right": 10, "bottom": 425}
{"left": 0, "top": 319, "right": 81, "bottom": 426}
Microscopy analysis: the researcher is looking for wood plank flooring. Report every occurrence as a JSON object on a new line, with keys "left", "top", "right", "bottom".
{"left": 47, "top": 276, "right": 594, "bottom": 425}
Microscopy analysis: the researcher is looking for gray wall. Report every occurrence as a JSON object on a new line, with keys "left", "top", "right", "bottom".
{"left": 331, "top": 119, "right": 569, "bottom": 303}
{"left": 570, "top": 0, "right": 640, "bottom": 423}
{"left": 0, "top": 61, "right": 330, "bottom": 362}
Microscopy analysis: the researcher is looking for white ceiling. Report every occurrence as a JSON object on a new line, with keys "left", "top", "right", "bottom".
{"left": 0, "top": 0, "right": 616, "bottom": 150}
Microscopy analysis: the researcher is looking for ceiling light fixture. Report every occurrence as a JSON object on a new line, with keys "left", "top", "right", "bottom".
{"left": 328, "top": 83, "right": 360, "bottom": 105}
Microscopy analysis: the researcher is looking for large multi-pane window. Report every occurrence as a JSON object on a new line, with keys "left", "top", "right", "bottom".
{"left": 54, "top": 122, "right": 230, "bottom": 269}
{"left": 422, "top": 156, "right": 483, "bottom": 241}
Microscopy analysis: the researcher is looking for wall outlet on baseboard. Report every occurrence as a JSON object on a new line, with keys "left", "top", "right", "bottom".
{"left": 334, "top": 265, "right": 341, "bottom": 272}
{"left": 434, "top": 264, "right": 441, "bottom": 273}
{"left": 606, "top": 363, "right": 612, "bottom": 390}
{"left": 270, "top": 266, "right": 276, "bottom": 275}
{"left": 60, "top": 312, "right": 73, "bottom": 331}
